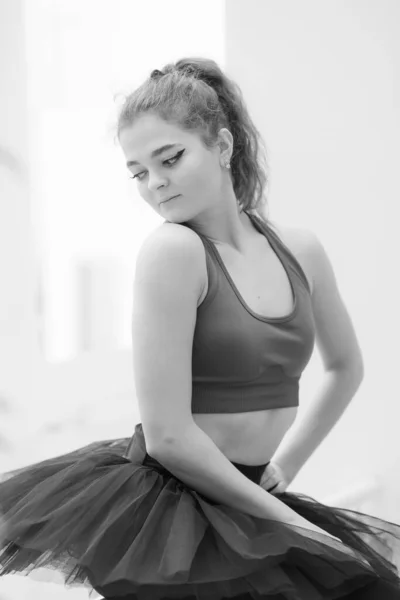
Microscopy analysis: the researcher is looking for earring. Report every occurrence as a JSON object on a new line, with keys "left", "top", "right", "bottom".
{"left": 225, "top": 161, "right": 231, "bottom": 169}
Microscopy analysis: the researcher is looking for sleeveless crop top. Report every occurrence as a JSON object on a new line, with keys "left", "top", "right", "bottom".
{"left": 178, "top": 212, "right": 316, "bottom": 414}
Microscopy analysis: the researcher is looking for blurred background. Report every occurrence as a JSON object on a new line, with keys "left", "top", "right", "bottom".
{"left": 0, "top": 0, "right": 399, "bottom": 597}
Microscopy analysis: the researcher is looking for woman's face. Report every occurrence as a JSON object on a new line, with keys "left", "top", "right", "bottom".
{"left": 119, "top": 113, "right": 230, "bottom": 222}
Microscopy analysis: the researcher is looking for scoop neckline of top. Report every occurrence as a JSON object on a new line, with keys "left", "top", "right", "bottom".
{"left": 198, "top": 211, "right": 299, "bottom": 324}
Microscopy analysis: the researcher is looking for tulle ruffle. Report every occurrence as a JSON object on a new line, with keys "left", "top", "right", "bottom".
{"left": 0, "top": 423, "right": 400, "bottom": 599}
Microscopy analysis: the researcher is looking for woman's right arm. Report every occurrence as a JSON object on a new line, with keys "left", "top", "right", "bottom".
{"left": 132, "top": 223, "right": 317, "bottom": 525}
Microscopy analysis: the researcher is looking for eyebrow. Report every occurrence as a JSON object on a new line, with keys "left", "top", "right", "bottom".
{"left": 126, "top": 143, "right": 181, "bottom": 167}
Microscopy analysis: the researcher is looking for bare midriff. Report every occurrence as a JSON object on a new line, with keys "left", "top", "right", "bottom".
{"left": 192, "top": 406, "right": 297, "bottom": 465}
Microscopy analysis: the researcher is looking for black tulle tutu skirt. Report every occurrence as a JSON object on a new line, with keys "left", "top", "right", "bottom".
{"left": 1, "top": 423, "right": 400, "bottom": 599}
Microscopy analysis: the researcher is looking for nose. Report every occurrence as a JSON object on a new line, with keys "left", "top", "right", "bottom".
{"left": 147, "top": 171, "right": 169, "bottom": 193}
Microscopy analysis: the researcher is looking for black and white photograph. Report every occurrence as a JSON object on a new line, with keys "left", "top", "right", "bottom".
{"left": 1, "top": 1, "right": 400, "bottom": 598}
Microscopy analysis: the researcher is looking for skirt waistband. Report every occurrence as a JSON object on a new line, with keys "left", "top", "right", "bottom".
{"left": 231, "top": 459, "right": 270, "bottom": 484}
{"left": 141, "top": 452, "right": 269, "bottom": 485}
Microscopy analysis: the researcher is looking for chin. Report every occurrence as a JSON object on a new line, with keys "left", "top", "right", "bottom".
{"left": 158, "top": 205, "right": 191, "bottom": 224}
{"left": 164, "top": 214, "right": 188, "bottom": 225}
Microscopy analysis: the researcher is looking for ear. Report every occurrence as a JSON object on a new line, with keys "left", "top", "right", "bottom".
{"left": 217, "top": 127, "right": 233, "bottom": 164}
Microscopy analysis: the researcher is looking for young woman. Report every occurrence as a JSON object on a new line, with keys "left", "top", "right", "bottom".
{"left": 1, "top": 57, "right": 400, "bottom": 600}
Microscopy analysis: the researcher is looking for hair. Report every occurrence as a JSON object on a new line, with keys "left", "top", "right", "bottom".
{"left": 116, "top": 57, "right": 274, "bottom": 228}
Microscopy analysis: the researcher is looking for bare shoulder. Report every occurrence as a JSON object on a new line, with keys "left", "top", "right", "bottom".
{"left": 140, "top": 221, "right": 206, "bottom": 255}
{"left": 137, "top": 222, "right": 207, "bottom": 294}
{"left": 270, "top": 221, "right": 317, "bottom": 294}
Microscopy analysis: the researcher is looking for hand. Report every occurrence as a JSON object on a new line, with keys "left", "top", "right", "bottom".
{"left": 259, "top": 461, "right": 290, "bottom": 494}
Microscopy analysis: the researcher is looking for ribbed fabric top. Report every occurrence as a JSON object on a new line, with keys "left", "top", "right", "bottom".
{"left": 182, "top": 211, "right": 316, "bottom": 414}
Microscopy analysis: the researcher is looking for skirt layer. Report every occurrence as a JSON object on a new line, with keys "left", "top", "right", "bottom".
{"left": 0, "top": 423, "right": 400, "bottom": 600}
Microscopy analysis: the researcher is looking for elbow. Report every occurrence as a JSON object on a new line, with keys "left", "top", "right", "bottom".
{"left": 356, "top": 360, "right": 365, "bottom": 382}
{"left": 146, "top": 425, "right": 195, "bottom": 460}
{"left": 347, "top": 356, "right": 365, "bottom": 382}
{"left": 147, "top": 437, "right": 186, "bottom": 464}
{"left": 329, "top": 358, "right": 364, "bottom": 384}
{"left": 147, "top": 437, "right": 173, "bottom": 458}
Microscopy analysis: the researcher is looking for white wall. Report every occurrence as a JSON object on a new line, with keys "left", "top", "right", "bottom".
{"left": 0, "top": 0, "right": 225, "bottom": 461}
{"left": 225, "top": 0, "right": 400, "bottom": 498}
{"left": 0, "top": 0, "right": 45, "bottom": 469}
{"left": 0, "top": 1, "right": 224, "bottom": 597}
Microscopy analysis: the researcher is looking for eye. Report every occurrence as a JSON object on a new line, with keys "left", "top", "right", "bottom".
{"left": 129, "top": 149, "right": 185, "bottom": 181}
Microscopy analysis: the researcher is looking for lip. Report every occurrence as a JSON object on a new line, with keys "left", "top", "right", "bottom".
{"left": 160, "top": 194, "right": 180, "bottom": 204}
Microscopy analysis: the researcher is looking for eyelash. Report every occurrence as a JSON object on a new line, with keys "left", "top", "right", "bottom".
{"left": 129, "top": 150, "right": 185, "bottom": 181}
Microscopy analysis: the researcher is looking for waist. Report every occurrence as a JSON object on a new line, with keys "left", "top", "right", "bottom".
{"left": 193, "top": 405, "right": 298, "bottom": 464}
{"left": 142, "top": 451, "right": 270, "bottom": 487}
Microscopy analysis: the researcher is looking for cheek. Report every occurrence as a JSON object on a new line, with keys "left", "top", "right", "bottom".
{"left": 180, "top": 157, "right": 215, "bottom": 191}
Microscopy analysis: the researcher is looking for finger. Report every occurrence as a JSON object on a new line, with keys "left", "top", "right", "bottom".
{"left": 269, "top": 481, "right": 287, "bottom": 495}
{"left": 260, "top": 478, "right": 276, "bottom": 491}
{"left": 261, "top": 479, "right": 282, "bottom": 493}
{"left": 267, "top": 481, "right": 280, "bottom": 493}
{"left": 260, "top": 480, "right": 276, "bottom": 492}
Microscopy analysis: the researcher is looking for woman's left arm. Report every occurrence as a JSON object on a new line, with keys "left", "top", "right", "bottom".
{"left": 270, "top": 228, "right": 365, "bottom": 487}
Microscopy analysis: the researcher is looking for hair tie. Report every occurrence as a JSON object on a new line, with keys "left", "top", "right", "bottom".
{"left": 150, "top": 69, "right": 165, "bottom": 80}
